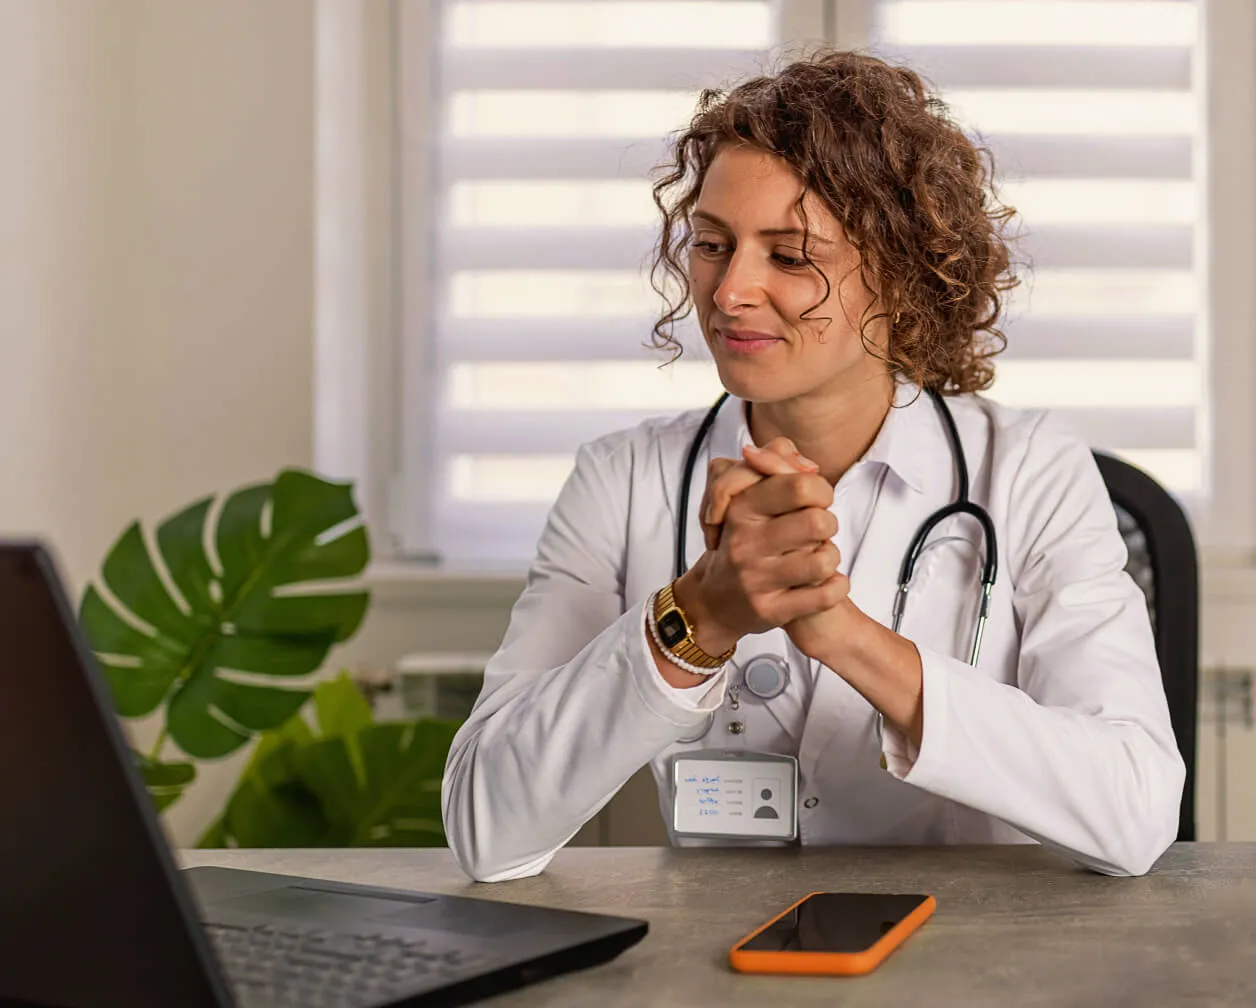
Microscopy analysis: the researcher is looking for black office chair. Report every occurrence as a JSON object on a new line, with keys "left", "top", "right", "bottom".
{"left": 1092, "top": 452, "right": 1198, "bottom": 841}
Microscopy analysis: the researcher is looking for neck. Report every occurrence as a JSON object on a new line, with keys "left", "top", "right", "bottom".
{"left": 748, "top": 372, "right": 895, "bottom": 486}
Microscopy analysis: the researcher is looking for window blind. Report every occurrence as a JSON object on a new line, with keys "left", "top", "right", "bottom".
{"left": 428, "top": 0, "right": 783, "bottom": 564}
{"left": 868, "top": 0, "right": 1205, "bottom": 494}
{"left": 422, "top": 0, "right": 1206, "bottom": 566}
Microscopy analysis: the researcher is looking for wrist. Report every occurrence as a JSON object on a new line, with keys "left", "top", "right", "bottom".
{"left": 811, "top": 597, "right": 870, "bottom": 667}
{"left": 672, "top": 565, "right": 742, "bottom": 657}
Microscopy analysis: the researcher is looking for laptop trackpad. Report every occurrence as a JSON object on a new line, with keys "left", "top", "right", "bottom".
{"left": 213, "top": 885, "right": 520, "bottom": 935}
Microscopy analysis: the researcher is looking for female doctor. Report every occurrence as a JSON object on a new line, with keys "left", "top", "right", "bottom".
{"left": 441, "top": 50, "right": 1185, "bottom": 882}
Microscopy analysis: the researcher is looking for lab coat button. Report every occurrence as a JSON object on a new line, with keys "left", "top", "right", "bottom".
{"left": 803, "top": 797, "right": 819, "bottom": 809}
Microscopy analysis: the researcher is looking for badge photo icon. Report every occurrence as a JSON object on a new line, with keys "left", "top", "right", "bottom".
{"left": 752, "top": 777, "right": 783, "bottom": 819}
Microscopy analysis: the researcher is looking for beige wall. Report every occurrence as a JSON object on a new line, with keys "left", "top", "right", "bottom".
{"left": 0, "top": 1, "right": 135, "bottom": 588}
{"left": 0, "top": 0, "right": 315, "bottom": 845}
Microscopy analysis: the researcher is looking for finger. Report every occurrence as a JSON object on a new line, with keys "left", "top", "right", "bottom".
{"left": 763, "top": 506, "right": 840, "bottom": 555}
{"left": 773, "top": 571, "right": 852, "bottom": 624}
{"left": 772, "top": 541, "right": 841, "bottom": 590}
{"left": 757, "top": 436, "right": 819, "bottom": 473}
{"left": 737, "top": 470, "right": 834, "bottom": 519}
{"left": 705, "top": 461, "right": 770, "bottom": 529}
{"left": 709, "top": 447, "right": 804, "bottom": 528}
{"left": 701, "top": 458, "right": 746, "bottom": 550}
{"left": 741, "top": 444, "right": 801, "bottom": 478}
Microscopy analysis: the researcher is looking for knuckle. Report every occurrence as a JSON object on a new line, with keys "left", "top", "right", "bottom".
{"left": 726, "top": 536, "right": 750, "bottom": 567}
{"left": 821, "top": 574, "right": 851, "bottom": 607}
{"left": 813, "top": 550, "right": 834, "bottom": 581}
{"left": 797, "top": 474, "right": 826, "bottom": 506}
{"left": 808, "top": 509, "right": 833, "bottom": 540}
{"left": 747, "top": 595, "right": 773, "bottom": 623}
{"left": 787, "top": 473, "right": 811, "bottom": 506}
{"left": 805, "top": 476, "right": 833, "bottom": 509}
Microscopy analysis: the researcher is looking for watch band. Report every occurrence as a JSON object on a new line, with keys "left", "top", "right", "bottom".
{"left": 650, "top": 581, "right": 736, "bottom": 672}
{"left": 646, "top": 596, "right": 721, "bottom": 677}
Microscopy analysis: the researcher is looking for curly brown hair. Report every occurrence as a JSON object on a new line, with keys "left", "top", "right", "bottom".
{"left": 649, "top": 49, "right": 1020, "bottom": 394}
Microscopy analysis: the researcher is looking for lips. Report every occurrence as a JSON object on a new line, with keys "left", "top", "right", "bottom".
{"left": 717, "top": 328, "right": 783, "bottom": 354}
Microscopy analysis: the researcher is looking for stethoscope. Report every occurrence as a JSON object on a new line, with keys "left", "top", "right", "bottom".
{"left": 673, "top": 388, "right": 998, "bottom": 745}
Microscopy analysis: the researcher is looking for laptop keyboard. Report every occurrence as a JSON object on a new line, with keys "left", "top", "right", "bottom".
{"left": 204, "top": 919, "right": 490, "bottom": 1008}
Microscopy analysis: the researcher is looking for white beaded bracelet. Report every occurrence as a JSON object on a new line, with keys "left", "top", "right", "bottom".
{"left": 645, "top": 591, "right": 727, "bottom": 677}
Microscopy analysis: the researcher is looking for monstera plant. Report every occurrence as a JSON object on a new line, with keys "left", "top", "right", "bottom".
{"left": 198, "top": 672, "right": 457, "bottom": 847}
{"left": 79, "top": 468, "right": 458, "bottom": 847}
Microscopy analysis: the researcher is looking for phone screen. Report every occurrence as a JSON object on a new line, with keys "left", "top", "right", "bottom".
{"left": 739, "top": 893, "right": 932, "bottom": 953}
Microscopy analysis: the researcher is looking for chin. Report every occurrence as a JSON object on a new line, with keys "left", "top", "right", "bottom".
{"left": 711, "top": 360, "right": 797, "bottom": 405}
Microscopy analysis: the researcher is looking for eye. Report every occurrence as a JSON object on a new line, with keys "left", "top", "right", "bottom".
{"left": 773, "top": 251, "right": 809, "bottom": 269}
{"left": 690, "top": 239, "right": 729, "bottom": 257}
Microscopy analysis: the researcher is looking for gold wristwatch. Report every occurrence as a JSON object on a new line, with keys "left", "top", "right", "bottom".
{"left": 653, "top": 580, "right": 737, "bottom": 670}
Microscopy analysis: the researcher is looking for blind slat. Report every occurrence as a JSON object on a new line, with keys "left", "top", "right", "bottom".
{"left": 441, "top": 135, "right": 1193, "bottom": 180}
{"left": 880, "top": 44, "right": 1191, "bottom": 88}
{"left": 437, "top": 316, "right": 1194, "bottom": 362}
{"left": 443, "top": 137, "right": 669, "bottom": 180}
{"left": 439, "top": 224, "right": 1193, "bottom": 272}
{"left": 444, "top": 46, "right": 769, "bottom": 89}
{"left": 439, "top": 406, "right": 1196, "bottom": 455}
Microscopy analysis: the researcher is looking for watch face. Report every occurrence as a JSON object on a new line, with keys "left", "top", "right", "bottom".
{"left": 658, "top": 610, "right": 688, "bottom": 648}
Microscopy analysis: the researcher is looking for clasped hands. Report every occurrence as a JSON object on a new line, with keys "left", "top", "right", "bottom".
{"left": 676, "top": 438, "right": 859, "bottom": 665}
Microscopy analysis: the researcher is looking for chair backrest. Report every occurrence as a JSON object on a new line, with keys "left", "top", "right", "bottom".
{"left": 1092, "top": 452, "right": 1198, "bottom": 841}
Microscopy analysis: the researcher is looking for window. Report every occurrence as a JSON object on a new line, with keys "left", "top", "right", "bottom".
{"left": 412, "top": 0, "right": 812, "bottom": 565}
{"left": 401, "top": 0, "right": 1211, "bottom": 567}
{"left": 868, "top": 0, "right": 1207, "bottom": 499}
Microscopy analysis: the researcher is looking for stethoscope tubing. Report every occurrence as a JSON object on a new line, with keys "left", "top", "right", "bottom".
{"left": 675, "top": 387, "right": 997, "bottom": 667}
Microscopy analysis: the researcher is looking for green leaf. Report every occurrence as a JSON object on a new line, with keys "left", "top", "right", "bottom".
{"left": 156, "top": 497, "right": 217, "bottom": 613}
{"left": 196, "top": 815, "right": 229, "bottom": 848}
{"left": 81, "top": 588, "right": 184, "bottom": 717}
{"left": 134, "top": 751, "right": 197, "bottom": 813}
{"left": 78, "top": 469, "right": 370, "bottom": 759}
{"left": 222, "top": 776, "right": 333, "bottom": 848}
{"left": 313, "top": 673, "right": 374, "bottom": 739}
{"left": 102, "top": 524, "right": 199, "bottom": 646}
{"left": 208, "top": 682, "right": 460, "bottom": 848}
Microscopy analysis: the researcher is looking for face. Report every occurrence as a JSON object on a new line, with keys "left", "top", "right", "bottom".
{"left": 687, "top": 145, "right": 887, "bottom": 404}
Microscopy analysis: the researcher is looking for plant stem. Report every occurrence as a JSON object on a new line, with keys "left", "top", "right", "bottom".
{"left": 148, "top": 726, "right": 168, "bottom": 762}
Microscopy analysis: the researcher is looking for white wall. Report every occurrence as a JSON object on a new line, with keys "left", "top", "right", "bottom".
{"left": 0, "top": 0, "right": 315, "bottom": 845}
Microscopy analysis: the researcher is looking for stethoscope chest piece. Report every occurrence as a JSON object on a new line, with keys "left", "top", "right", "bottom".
{"left": 742, "top": 654, "right": 790, "bottom": 701}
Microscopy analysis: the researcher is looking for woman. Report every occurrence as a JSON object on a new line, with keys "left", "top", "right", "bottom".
{"left": 441, "top": 50, "right": 1185, "bottom": 882}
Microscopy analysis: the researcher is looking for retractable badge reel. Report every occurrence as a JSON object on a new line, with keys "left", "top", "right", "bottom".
{"left": 671, "top": 657, "right": 798, "bottom": 841}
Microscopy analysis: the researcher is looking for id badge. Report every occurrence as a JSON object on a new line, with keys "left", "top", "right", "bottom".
{"left": 672, "top": 749, "right": 798, "bottom": 841}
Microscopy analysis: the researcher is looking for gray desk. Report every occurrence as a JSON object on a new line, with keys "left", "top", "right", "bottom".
{"left": 181, "top": 844, "right": 1256, "bottom": 1007}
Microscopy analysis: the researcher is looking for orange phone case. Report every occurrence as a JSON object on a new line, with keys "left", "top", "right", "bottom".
{"left": 728, "top": 891, "right": 937, "bottom": 976}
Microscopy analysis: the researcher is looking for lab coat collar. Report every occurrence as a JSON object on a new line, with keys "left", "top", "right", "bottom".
{"left": 664, "top": 380, "right": 947, "bottom": 576}
{"left": 709, "top": 379, "right": 934, "bottom": 496}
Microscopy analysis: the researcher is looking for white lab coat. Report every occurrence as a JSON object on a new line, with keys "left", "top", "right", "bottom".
{"left": 441, "top": 386, "right": 1186, "bottom": 882}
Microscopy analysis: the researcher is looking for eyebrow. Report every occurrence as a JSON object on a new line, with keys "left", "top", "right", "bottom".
{"left": 691, "top": 209, "right": 835, "bottom": 245}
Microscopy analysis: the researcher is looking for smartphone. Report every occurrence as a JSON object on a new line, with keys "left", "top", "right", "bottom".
{"left": 729, "top": 891, "right": 936, "bottom": 976}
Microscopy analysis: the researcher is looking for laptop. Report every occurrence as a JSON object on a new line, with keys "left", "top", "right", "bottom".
{"left": 0, "top": 543, "right": 647, "bottom": 1007}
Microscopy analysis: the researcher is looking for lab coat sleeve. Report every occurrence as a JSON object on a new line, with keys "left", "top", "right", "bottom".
{"left": 881, "top": 412, "right": 1186, "bottom": 876}
{"left": 441, "top": 435, "right": 727, "bottom": 883}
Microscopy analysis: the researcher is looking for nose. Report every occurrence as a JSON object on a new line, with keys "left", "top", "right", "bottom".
{"left": 712, "top": 248, "right": 766, "bottom": 316}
